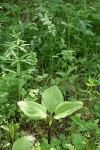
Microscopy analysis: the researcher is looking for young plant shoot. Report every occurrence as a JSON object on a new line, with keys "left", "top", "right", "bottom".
{"left": 18, "top": 85, "right": 83, "bottom": 144}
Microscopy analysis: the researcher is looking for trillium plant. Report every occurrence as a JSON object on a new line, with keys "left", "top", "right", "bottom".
{"left": 18, "top": 85, "right": 83, "bottom": 144}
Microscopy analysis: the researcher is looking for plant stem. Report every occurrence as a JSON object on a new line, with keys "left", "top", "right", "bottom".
{"left": 68, "top": 17, "right": 70, "bottom": 50}
{"left": 48, "top": 124, "right": 51, "bottom": 144}
{"left": 47, "top": 115, "right": 51, "bottom": 144}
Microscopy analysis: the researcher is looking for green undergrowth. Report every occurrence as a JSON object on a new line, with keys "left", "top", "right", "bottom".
{"left": 0, "top": 0, "right": 100, "bottom": 149}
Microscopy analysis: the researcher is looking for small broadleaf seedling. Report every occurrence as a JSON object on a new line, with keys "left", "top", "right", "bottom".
{"left": 12, "top": 136, "right": 35, "bottom": 150}
{"left": 18, "top": 85, "right": 83, "bottom": 144}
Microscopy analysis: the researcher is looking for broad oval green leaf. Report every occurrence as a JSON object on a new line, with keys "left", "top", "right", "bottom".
{"left": 55, "top": 101, "right": 83, "bottom": 119}
{"left": 42, "top": 85, "right": 64, "bottom": 114}
{"left": 12, "top": 136, "right": 35, "bottom": 150}
{"left": 18, "top": 101, "right": 47, "bottom": 120}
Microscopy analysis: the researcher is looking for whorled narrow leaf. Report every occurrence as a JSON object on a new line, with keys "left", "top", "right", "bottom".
{"left": 54, "top": 101, "right": 83, "bottom": 119}
{"left": 42, "top": 85, "right": 64, "bottom": 114}
{"left": 18, "top": 101, "right": 47, "bottom": 120}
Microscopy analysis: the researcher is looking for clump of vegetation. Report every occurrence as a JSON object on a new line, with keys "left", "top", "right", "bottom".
{"left": 0, "top": 0, "right": 100, "bottom": 150}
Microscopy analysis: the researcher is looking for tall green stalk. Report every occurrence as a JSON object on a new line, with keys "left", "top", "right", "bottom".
{"left": 68, "top": 17, "right": 71, "bottom": 50}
